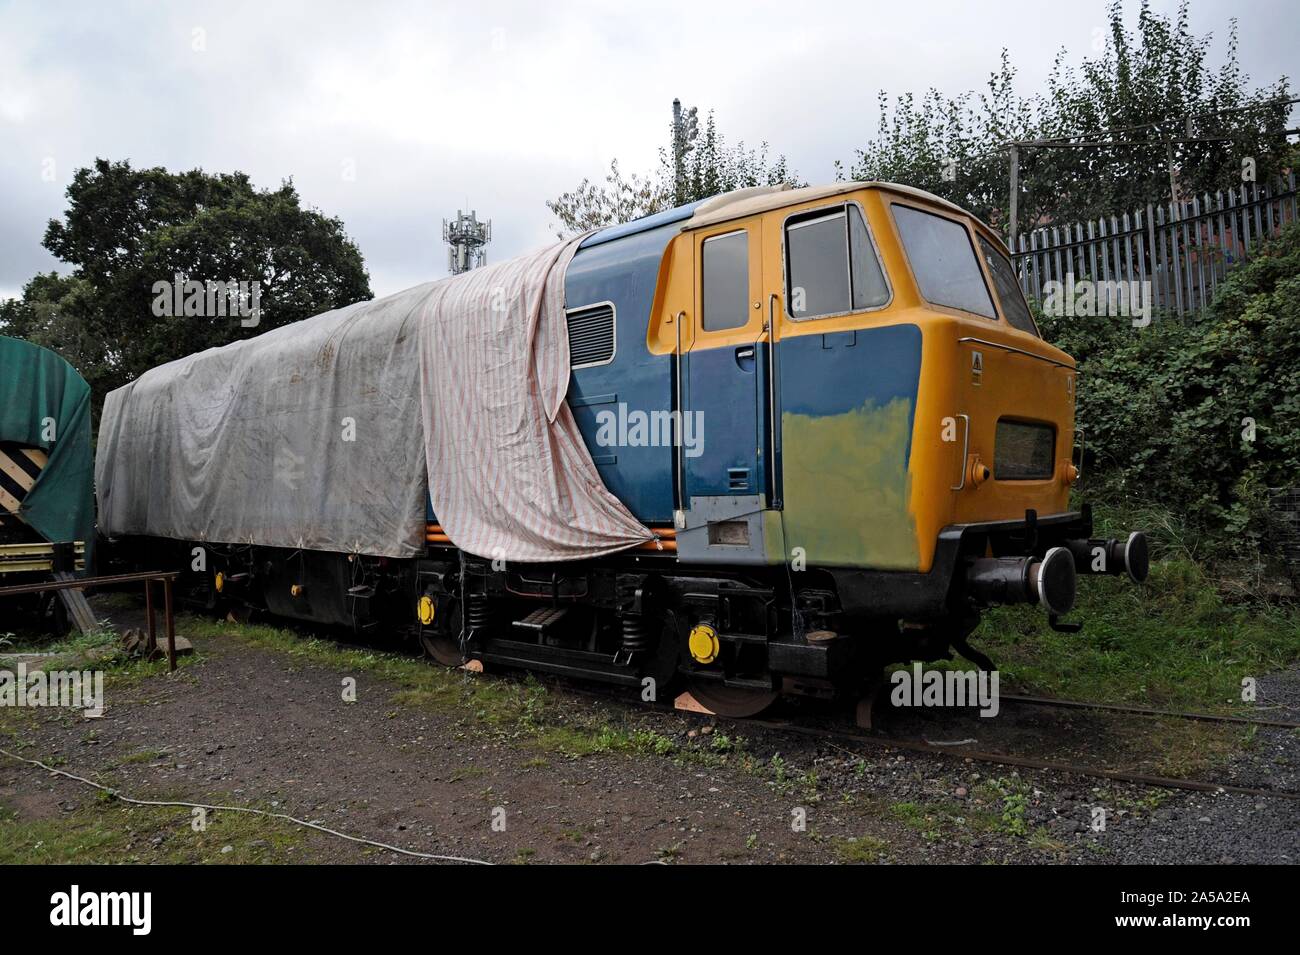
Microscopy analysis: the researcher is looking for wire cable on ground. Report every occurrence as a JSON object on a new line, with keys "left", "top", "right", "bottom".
{"left": 0, "top": 746, "right": 492, "bottom": 865}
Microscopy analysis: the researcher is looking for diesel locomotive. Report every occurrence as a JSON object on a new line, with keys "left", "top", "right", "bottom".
{"left": 104, "top": 181, "right": 1148, "bottom": 716}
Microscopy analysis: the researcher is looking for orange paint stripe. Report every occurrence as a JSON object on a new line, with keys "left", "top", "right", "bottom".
{"left": 423, "top": 535, "right": 672, "bottom": 552}
{"left": 635, "top": 538, "right": 677, "bottom": 553}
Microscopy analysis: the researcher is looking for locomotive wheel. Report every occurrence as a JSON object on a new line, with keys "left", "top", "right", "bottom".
{"left": 632, "top": 614, "right": 681, "bottom": 699}
{"left": 420, "top": 630, "right": 466, "bottom": 668}
{"left": 419, "top": 601, "right": 465, "bottom": 668}
{"left": 225, "top": 603, "right": 253, "bottom": 625}
{"left": 686, "top": 680, "right": 778, "bottom": 719}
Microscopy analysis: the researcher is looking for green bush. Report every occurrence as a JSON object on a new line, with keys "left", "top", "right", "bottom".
{"left": 1037, "top": 221, "right": 1300, "bottom": 560}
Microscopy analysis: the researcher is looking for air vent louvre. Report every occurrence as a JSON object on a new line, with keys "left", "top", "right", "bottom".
{"left": 567, "top": 303, "right": 615, "bottom": 368}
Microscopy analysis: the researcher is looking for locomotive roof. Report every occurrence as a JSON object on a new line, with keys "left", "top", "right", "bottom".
{"left": 582, "top": 181, "right": 997, "bottom": 252}
{"left": 682, "top": 181, "right": 983, "bottom": 231}
{"left": 579, "top": 197, "right": 711, "bottom": 249}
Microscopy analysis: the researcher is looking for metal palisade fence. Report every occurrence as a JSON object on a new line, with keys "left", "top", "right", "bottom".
{"left": 1011, "top": 173, "right": 1299, "bottom": 319}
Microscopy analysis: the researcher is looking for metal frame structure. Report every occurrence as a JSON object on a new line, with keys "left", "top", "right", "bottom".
{"left": 0, "top": 570, "right": 182, "bottom": 672}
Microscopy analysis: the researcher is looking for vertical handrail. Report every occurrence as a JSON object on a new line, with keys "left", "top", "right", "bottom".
{"left": 950, "top": 414, "right": 971, "bottom": 491}
{"left": 673, "top": 310, "right": 687, "bottom": 526}
{"left": 767, "top": 293, "right": 782, "bottom": 509}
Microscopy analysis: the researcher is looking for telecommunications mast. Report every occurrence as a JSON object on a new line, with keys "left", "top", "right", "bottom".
{"left": 442, "top": 209, "right": 492, "bottom": 275}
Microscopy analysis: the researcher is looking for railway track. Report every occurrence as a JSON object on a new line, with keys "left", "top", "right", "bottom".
{"left": 734, "top": 714, "right": 1300, "bottom": 804}
{"left": 999, "top": 693, "right": 1300, "bottom": 731}
{"left": 560, "top": 681, "right": 1300, "bottom": 804}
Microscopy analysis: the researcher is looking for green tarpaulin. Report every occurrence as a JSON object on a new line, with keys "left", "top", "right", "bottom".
{"left": 0, "top": 336, "right": 95, "bottom": 567}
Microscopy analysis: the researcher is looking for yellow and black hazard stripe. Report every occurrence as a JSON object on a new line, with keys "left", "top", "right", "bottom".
{"left": 0, "top": 443, "right": 48, "bottom": 516}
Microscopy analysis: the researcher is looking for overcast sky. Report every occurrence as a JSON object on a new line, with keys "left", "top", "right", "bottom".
{"left": 1, "top": 0, "right": 1294, "bottom": 300}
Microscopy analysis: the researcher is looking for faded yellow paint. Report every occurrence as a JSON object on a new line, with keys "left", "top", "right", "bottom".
{"left": 780, "top": 397, "right": 920, "bottom": 570}
{"left": 761, "top": 509, "right": 787, "bottom": 564}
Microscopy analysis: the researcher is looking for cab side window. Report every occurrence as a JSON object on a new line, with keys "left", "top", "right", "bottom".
{"left": 701, "top": 230, "right": 749, "bottom": 332}
{"left": 785, "top": 204, "right": 888, "bottom": 320}
{"left": 977, "top": 236, "right": 1040, "bottom": 337}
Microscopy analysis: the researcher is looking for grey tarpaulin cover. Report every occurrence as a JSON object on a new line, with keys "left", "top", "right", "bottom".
{"left": 96, "top": 286, "right": 433, "bottom": 557}
{"left": 95, "top": 238, "right": 652, "bottom": 561}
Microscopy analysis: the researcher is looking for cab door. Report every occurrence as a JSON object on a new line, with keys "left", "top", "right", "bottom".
{"left": 683, "top": 217, "right": 768, "bottom": 504}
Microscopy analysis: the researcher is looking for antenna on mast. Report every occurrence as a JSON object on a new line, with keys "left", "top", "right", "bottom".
{"left": 442, "top": 209, "right": 492, "bottom": 275}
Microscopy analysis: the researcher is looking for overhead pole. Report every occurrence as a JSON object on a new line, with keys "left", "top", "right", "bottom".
{"left": 1165, "top": 132, "right": 1180, "bottom": 220}
{"left": 672, "top": 98, "right": 683, "bottom": 206}
{"left": 1008, "top": 144, "right": 1019, "bottom": 250}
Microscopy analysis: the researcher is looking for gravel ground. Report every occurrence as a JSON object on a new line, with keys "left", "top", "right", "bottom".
{"left": 1, "top": 600, "right": 1296, "bottom": 865}
{"left": 1096, "top": 666, "right": 1300, "bottom": 864}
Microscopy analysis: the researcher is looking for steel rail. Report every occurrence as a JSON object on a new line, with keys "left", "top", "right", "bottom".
{"left": 999, "top": 693, "right": 1300, "bottom": 731}
{"left": 739, "top": 717, "right": 1300, "bottom": 803}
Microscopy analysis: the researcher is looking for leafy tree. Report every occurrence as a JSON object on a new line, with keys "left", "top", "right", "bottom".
{"left": 0, "top": 158, "right": 372, "bottom": 426}
{"left": 1038, "top": 221, "right": 1300, "bottom": 555}
{"left": 839, "top": 49, "right": 1035, "bottom": 234}
{"left": 547, "top": 106, "right": 799, "bottom": 237}
{"left": 846, "top": 0, "right": 1292, "bottom": 236}
{"left": 672, "top": 111, "right": 797, "bottom": 207}
{"left": 545, "top": 160, "right": 666, "bottom": 238}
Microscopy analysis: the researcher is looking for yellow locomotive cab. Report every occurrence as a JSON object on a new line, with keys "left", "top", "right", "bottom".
{"left": 637, "top": 182, "right": 1148, "bottom": 654}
